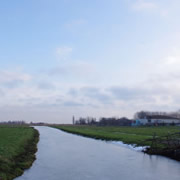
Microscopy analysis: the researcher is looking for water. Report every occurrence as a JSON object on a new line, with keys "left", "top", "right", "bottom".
{"left": 15, "top": 126, "right": 180, "bottom": 180}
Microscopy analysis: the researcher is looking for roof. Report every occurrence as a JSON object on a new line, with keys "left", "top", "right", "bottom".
{"left": 147, "top": 115, "right": 180, "bottom": 120}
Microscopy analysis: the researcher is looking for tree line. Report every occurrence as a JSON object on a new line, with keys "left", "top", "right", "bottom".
{"left": 73, "top": 117, "right": 132, "bottom": 126}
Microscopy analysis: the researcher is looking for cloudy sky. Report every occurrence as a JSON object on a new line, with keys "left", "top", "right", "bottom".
{"left": 1, "top": 0, "right": 180, "bottom": 123}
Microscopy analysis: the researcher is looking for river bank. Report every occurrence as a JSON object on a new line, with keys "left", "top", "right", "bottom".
{"left": 52, "top": 125, "right": 180, "bottom": 161}
{"left": 15, "top": 126, "right": 180, "bottom": 180}
{"left": 0, "top": 126, "right": 39, "bottom": 180}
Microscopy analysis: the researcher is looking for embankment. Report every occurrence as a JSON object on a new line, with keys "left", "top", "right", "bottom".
{"left": 0, "top": 126, "right": 39, "bottom": 180}
{"left": 52, "top": 125, "right": 180, "bottom": 161}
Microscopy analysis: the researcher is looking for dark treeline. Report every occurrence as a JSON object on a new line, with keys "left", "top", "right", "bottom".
{"left": 73, "top": 117, "right": 132, "bottom": 126}
{"left": 0, "top": 120, "right": 26, "bottom": 125}
{"left": 99, "top": 117, "right": 132, "bottom": 126}
{"left": 74, "top": 117, "right": 97, "bottom": 125}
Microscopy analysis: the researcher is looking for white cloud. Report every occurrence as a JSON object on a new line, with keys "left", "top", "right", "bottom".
{"left": 132, "top": 0, "right": 157, "bottom": 11}
{"left": 160, "top": 9, "right": 169, "bottom": 17}
{"left": 0, "top": 70, "right": 31, "bottom": 83}
{"left": 56, "top": 46, "right": 72, "bottom": 60}
{"left": 48, "top": 61, "right": 97, "bottom": 81}
{"left": 154, "top": 52, "right": 180, "bottom": 76}
{"left": 1, "top": 47, "right": 180, "bottom": 123}
{"left": 164, "top": 55, "right": 180, "bottom": 66}
{"left": 65, "top": 19, "right": 87, "bottom": 29}
{"left": 131, "top": 0, "right": 170, "bottom": 17}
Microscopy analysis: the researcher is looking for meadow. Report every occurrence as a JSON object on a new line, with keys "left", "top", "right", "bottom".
{"left": 53, "top": 125, "right": 180, "bottom": 146}
{"left": 0, "top": 126, "right": 39, "bottom": 180}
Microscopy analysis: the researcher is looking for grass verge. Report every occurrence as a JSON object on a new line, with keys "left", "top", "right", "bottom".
{"left": 0, "top": 126, "right": 39, "bottom": 180}
{"left": 52, "top": 125, "right": 180, "bottom": 160}
{"left": 52, "top": 125, "right": 179, "bottom": 146}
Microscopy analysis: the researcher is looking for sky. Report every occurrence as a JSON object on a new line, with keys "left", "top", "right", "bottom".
{"left": 1, "top": 0, "right": 180, "bottom": 123}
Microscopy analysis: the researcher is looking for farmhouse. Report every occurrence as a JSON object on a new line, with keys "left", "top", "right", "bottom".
{"left": 134, "top": 111, "right": 180, "bottom": 126}
{"left": 139, "top": 115, "right": 180, "bottom": 125}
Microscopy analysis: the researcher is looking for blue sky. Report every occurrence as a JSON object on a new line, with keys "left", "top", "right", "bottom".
{"left": 1, "top": 0, "right": 180, "bottom": 123}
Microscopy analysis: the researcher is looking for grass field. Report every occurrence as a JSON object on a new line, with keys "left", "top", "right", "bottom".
{"left": 53, "top": 125, "right": 180, "bottom": 147}
{"left": 0, "top": 126, "right": 39, "bottom": 180}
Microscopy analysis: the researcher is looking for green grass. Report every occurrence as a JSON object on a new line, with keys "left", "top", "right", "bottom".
{"left": 52, "top": 125, "right": 180, "bottom": 147}
{"left": 0, "top": 126, "right": 39, "bottom": 180}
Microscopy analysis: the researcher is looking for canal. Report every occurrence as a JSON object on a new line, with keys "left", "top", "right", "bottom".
{"left": 15, "top": 126, "right": 180, "bottom": 180}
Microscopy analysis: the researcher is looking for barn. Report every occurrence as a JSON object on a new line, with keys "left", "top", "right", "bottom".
{"left": 137, "top": 115, "right": 180, "bottom": 125}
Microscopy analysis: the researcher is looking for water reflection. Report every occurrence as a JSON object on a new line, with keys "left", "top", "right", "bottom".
{"left": 15, "top": 126, "right": 180, "bottom": 180}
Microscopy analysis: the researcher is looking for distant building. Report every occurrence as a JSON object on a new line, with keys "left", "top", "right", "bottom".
{"left": 134, "top": 111, "right": 180, "bottom": 126}
{"left": 72, "top": 116, "right": 75, "bottom": 125}
{"left": 131, "top": 119, "right": 142, "bottom": 126}
{"left": 144, "top": 115, "right": 180, "bottom": 125}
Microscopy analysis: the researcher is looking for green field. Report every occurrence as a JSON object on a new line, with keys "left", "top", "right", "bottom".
{"left": 53, "top": 125, "right": 180, "bottom": 146}
{"left": 0, "top": 126, "right": 39, "bottom": 180}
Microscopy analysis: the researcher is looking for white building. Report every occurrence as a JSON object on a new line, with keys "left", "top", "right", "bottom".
{"left": 138, "top": 115, "right": 180, "bottom": 125}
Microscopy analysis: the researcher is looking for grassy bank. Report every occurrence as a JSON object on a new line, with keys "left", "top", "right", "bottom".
{"left": 52, "top": 125, "right": 180, "bottom": 146}
{"left": 0, "top": 126, "right": 39, "bottom": 180}
{"left": 52, "top": 125, "right": 180, "bottom": 160}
